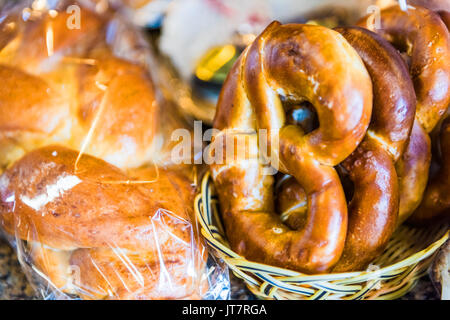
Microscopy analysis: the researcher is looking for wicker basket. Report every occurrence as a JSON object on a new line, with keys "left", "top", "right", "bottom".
{"left": 195, "top": 172, "right": 449, "bottom": 300}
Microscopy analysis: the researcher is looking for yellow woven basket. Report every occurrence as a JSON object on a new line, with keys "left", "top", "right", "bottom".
{"left": 195, "top": 172, "right": 449, "bottom": 300}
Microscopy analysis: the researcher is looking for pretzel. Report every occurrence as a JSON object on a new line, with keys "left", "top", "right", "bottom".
{"left": 359, "top": 5, "right": 450, "bottom": 223}
{"left": 330, "top": 27, "right": 416, "bottom": 271}
{"left": 210, "top": 22, "right": 373, "bottom": 273}
{"left": 409, "top": 115, "right": 450, "bottom": 225}
{"left": 0, "top": 145, "right": 205, "bottom": 299}
{"left": 277, "top": 26, "right": 418, "bottom": 271}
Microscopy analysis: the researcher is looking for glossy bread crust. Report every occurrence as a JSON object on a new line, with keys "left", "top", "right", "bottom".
{"left": 410, "top": 116, "right": 450, "bottom": 224}
{"left": 0, "top": 2, "right": 164, "bottom": 170}
{"left": 0, "top": 145, "right": 204, "bottom": 299}
{"left": 211, "top": 22, "right": 374, "bottom": 273}
{"left": 358, "top": 5, "right": 450, "bottom": 133}
{"left": 332, "top": 27, "right": 416, "bottom": 271}
{"left": 359, "top": 5, "right": 450, "bottom": 223}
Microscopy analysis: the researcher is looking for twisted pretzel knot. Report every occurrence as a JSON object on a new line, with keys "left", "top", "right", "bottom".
{"left": 211, "top": 22, "right": 373, "bottom": 273}
{"left": 359, "top": 5, "right": 450, "bottom": 224}
{"left": 212, "top": 6, "right": 450, "bottom": 272}
{"left": 329, "top": 26, "right": 417, "bottom": 271}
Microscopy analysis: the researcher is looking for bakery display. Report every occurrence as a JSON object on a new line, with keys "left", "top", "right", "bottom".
{"left": 209, "top": 3, "right": 450, "bottom": 275}
{"left": 0, "top": 0, "right": 448, "bottom": 300}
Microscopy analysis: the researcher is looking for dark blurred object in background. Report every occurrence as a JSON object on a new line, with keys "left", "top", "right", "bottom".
{"left": 155, "top": 0, "right": 377, "bottom": 123}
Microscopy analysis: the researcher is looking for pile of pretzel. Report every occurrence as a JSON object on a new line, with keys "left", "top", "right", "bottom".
{"left": 210, "top": 3, "right": 450, "bottom": 273}
{"left": 0, "top": 1, "right": 206, "bottom": 299}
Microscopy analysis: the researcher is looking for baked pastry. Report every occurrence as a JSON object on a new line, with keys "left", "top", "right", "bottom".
{"left": 0, "top": 1, "right": 186, "bottom": 170}
{"left": 410, "top": 116, "right": 450, "bottom": 225}
{"left": 331, "top": 26, "right": 415, "bottom": 271}
{"left": 210, "top": 21, "right": 372, "bottom": 273}
{"left": 0, "top": 1, "right": 208, "bottom": 299}
{"left": 0, "top": 145, "right": 206, "bottom": 299}
{"left": 358, "top": 5, "right": 450, "bottom": 224}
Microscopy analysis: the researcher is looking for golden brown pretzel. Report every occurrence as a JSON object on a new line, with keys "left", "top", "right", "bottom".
{"left": 335, "top": 27, "right": 416, "bottom": 161}
{"left": 330, "top": 27, "right": 416, "bottom": 271}
{"left": 279, "top": 26, "right": 417, "bottom": 271}
{"left": 409, "top": 115, "right": 450, "bottom": 225}
{"left": 210, "top": 22, "right": 373, "bottom": 273}
{"left": 359, "top": 5, "right": 449, "bottom": 132}
{"left": 0, "top": 145, "right": 206, "bottom": 299}
{"left": 243, "top": 23, "right": 372, "bottom": 167}
{"left": 359, "top": 5, "right": 450, "bottom": 223}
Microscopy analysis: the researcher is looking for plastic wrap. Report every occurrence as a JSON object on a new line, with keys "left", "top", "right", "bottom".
{"left": 0, "top": 0, "right": 229, "bottom": 300}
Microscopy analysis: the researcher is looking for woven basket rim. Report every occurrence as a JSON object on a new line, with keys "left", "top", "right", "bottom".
{"left": 195, "top": 171, "right": 449, "bottom": 299}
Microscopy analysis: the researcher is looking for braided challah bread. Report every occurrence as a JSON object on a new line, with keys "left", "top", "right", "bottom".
{"left": 0, "top": 0, "right": 188, "bottom": 171}
{"left": 0, "top": 1, "right": 208, "bottom": 299}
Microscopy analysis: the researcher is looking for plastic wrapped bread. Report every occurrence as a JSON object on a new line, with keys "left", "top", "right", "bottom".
{"left": 0, "top": 0, "right": 229, "bottom": 300}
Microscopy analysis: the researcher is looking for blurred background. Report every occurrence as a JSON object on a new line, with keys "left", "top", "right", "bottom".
{"left": 140, "top": 0, "right": 382, "bottom": 123}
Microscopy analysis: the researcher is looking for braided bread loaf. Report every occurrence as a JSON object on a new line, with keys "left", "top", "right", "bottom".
{"left": 0, "top": 1, "right": 207, "bottom": 299}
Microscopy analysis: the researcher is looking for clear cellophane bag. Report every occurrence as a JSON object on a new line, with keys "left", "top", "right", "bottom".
{"left": 0, "top": 0, "right": 230, "bottom": 300}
